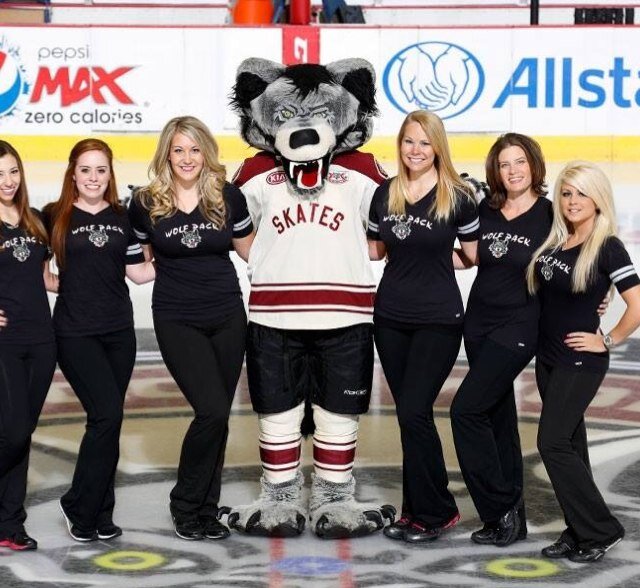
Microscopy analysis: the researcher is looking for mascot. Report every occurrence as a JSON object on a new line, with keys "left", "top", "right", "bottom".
{"left": 227, "top": 57, "right": 395, "bottom": 539}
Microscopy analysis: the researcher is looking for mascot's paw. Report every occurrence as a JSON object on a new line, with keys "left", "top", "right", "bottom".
{"left": 309, "top": 474, "right": 396, "bottom": 540}
{"left": 227, "top": 471, "right": 306, "bottom": 538}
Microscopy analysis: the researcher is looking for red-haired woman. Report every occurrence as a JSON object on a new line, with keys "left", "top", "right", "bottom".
{"left": 0, "top": 140, "right": 56, "bottom": 551}
{"left": 44, "top": 139, "right": 154, "bottom": 542}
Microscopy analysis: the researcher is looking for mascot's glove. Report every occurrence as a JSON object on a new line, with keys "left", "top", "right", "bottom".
{"left": 461, "top": 173, "right": 490, "bottom": 201}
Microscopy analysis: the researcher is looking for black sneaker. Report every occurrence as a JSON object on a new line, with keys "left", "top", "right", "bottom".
{"left": 200, "top": 516, "right": 230, "bottom": 540}
{"left": 541, "top": 539, "right": 575, "bottom": 559}
{"left": 0, "top": 530, "right": 37, "bottom": 551}
{"left": 59, "top": 501, "right": 98, "bottom": 542}
{"left": 494, "top": 505, "right": 520, "bottom": 547}
{"left": 97, "top": 524, "right": 123, "bottom": 540}
{"left": 470, "top": 522, "right": 499, "bottom": 545}
{"left": 404, "top": 512, "right": 460, "bottom": 544}
{"left": 384, "top": 515, "right": 412, "bottom": 540}
{"left": 173, "top": 517, "right": 205, "bottom": 541}
{"left": 567, "top": 535, "right": 623, "bottom": 564}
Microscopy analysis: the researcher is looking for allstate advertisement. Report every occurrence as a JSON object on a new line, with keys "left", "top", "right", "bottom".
{"left": 0, "top": 28, "right": 279, "bottom": 134}
{"left": 320, "top": 27, "right": 640, "bottom": 136}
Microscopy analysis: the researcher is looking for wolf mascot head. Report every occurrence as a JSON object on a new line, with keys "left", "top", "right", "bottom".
{"left": 231, "top": 58, "right": 378, "bottom": 196}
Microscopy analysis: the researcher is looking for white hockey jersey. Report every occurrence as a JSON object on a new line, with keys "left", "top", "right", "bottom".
{"left": 234, "top": 151, "right": 386, "bottom": 330}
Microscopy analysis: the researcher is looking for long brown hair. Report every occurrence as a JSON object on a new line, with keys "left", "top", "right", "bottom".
{"left": 45, "top": 138, "right": 122, "bottom": 268}
{"left": 485, "top": 133, "right": 547, "bottom": 209}
{"left": 0, "top": 140, "right": 48, "bottom": 244}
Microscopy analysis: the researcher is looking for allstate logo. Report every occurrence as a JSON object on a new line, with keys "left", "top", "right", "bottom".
{"left": 0, "top": 37, "right": 30, "bottom": 119}
{"left": 383, "top": 41, "right": 484, "bottom": 119}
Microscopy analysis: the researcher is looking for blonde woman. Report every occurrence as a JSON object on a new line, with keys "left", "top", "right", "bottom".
{"left": 527, "top": 161, "right": 640, "bottom": 563}
{"left": 367, "top": 110, "right": 478, "bottom": 543}
{"left": 129, "top": 116, "right": 254, "bottom": 541}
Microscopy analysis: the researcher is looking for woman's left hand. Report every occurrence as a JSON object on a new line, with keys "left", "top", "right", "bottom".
{"left": 564, "top": 332, "right": 607, "bottom": 352}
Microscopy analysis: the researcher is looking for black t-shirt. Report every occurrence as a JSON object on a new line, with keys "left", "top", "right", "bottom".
{"left": 128, "top": 183, "right": 253, "bottom": 322}
{"left": 0, "top": 211, "right": 53, "bottom": 345}
{"left": 535, "top": 236, "right": 640, "bottom": 371}
{"left": 464, "top": 197, "right": 552, "bottom": 352}
{"left": 46, "top": 205, "right": 145, "bottom": 337}
{"left": 368, "top": 179, "right": 479, "bottom": 325}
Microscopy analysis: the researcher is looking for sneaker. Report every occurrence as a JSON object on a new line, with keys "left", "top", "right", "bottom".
{"left": 541, "top": 539, "right": 575, "bottom": 559}
{"left": 97, "top": 524, "right": 123, "bottom": 540}
{"left": 494, "top": 505, "right": 520, "bottom": 547}
{"left": 404, "top": 512, "right": 460, "bottom": 544}
{"left": 59, "top": 501, "right": 97, "bottom": 542}
{"left": 567, "top": 534, "right": 623, "bottom": 564}
{"left": 0, "top": 531, "right": 37, "bottom": 551}
{"left": 383, "top": 516, "right": 412, "bottom": 540}
{"left": 470, "top": 522, "right": 499, "bottom": 545}
{"left": 200, "top": 516, "right": 230, "bottom": 540}
{"left": 172, "top": 517, "right": 205, "bottom": 541}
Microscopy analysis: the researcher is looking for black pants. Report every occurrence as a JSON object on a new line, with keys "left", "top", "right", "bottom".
{"left": 154, "top": 306, "right": 247, "bottom": 521}
{"left": 57, "top": 328, "right": 136, "bottom": 532}
{"left": 0, "top": 342, "right": 56, "bottom": 535}
{"left": 536, "top": 360, "right": 624, "bottom": 548}
{"left": 451, "top": 338, "right": 531, "bottom": 522}
{"left": 374, "top": 323, "right": 461, "bottom": 527}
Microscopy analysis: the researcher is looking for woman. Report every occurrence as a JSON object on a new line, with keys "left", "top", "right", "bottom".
{"left": 0, "top": 141, "right": 56, "bottom": 551}
{"left": 45, "top": 139, "right": 154, "bottom": 542}
{"left": 450, "top": 133, "right": 551, "bottom": 547}
{"left": 129, "top": 116, "right": 253, "bottom": 541}
{"left": 367, "top": 110, "right": 478, "bottom": 543}
{"left": 527, "top": 161, "right": 640, "bottom": 563}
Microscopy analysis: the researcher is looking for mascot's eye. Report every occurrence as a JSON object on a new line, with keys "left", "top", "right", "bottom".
{"left": 312, "top": 111, "right": 328, "bottom": 119}
{"left": 279, "top": 109, "right": 295, "bottom": 120}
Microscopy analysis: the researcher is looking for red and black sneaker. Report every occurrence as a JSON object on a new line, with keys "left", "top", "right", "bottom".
{"left": 383, "top": 515, "right": 412, "bottom": 540}
{"left": 0, "top": 531, "right": 38, "bottom": 551}
{"left": 404, "top": 511, "right": 460, "bottom": 544}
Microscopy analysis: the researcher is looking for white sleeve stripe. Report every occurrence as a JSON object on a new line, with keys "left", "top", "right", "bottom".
{"left": 126, "top": 244, "right": 143, "bottom": 255}
{"left": 611, "top": 268, "right": 637, "bottom": 283}
{"left": 458, "top": 217, "right": 480, "bottom": 234}
{"left": 233, "top": 216, "right": 252, "bottom": 231}
{"left": 610, "top": 265, "right": 635, "bottom": 279}
{"left": 133, "top": 228, "right": 148, "bottom": 240}
{"left": 368, "top": 221, "right": 379, "bottom": 233}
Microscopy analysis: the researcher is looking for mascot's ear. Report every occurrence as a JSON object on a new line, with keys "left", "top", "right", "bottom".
{"left": 233, "top": 58, "right": 286, "bottom": 109}
{"left": 326, "top": 58, "right": 377, "bottom": 115}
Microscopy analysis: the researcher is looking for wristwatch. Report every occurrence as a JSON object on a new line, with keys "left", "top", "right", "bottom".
{"left": 603, "top": 333, "right": 614, "bottom": 349}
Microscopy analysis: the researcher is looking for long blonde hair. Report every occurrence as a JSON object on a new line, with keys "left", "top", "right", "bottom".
{"left": 137, "top": 116, "right": 227, "bottom": 227}
{"left": 388, "top": 110, "right": 473, "bottom": 220}
{"left": 527, "top": 160, "right": 617, "bottom": 294}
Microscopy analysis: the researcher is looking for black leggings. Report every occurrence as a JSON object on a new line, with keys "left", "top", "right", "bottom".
{"left": 57, "top": 328, "right": 136, "bottom": 532}
{"left": 154, "top": 306, "right": 247, "bottom": 521}
{"left": 536, "top": 360, "right": 624, "bottom": 548}
{"left": 374, "top": 323, "right": 461, "bottom": 527}
{"left": 451, "top": 337, "right": 531, "bottom": 522}
{"left": 0, "top": 342, "right": 56, "bottom": 535}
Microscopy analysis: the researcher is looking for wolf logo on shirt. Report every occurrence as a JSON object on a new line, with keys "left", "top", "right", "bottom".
{"left": 11, "top": 238, "right": 30, "bottom": 262}
{"left": 88, "top": 228, "right": 109, "bottom": 248}
{"left": 181, "top": 228, "right": 201, "bottom": 249}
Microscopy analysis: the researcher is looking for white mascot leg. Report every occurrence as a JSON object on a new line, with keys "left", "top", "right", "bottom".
{"left": 228, "top": 403, "right": 306, "bottom": 537}
{"left": 309, "top": 405, "right": 395, "bottom": 539}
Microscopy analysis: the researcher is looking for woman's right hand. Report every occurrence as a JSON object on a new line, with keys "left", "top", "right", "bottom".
{"left": 0, "top": 309, "right": 7, "bottom": 330}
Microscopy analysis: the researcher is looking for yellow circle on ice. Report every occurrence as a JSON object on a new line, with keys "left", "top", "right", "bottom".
{"left": 94, "top": 550, "right": 166, "bottom": 571}
{"left": 486, "top": 557, "right": 560, "bottom": 578}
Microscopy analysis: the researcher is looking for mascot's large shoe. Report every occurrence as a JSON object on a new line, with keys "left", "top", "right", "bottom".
{"left": 309, "top": 474, "right": 396, "bottom": 539}
{"left": 227, "top": 471, "right": 306, "bottom": 537}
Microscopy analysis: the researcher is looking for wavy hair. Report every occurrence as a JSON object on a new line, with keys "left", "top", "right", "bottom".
{"left": 0, "top": 140, "right": 48, "bottom": 245}
{"left": 527, "top": 160, "right": 617, "bottom": 294}
{"left": 136, "top": 116, "right": 227, "bottom": 227}
{"left": 485, "top": 133, "right": 547, "bottom": 209}
{"left": 388, "top": 110, "right": 473, "bottom": 221}
{"left": 45, "top": 138, "right": 122, "bottom": 268}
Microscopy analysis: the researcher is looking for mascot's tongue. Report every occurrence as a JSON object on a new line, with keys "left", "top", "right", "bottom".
{"left": 290, "top": 159, "right": 323, "bottom": 189}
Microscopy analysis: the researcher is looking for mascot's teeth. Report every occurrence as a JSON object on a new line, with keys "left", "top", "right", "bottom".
{"left": 291, "top": 159, "right": 323, "bottom": 190}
